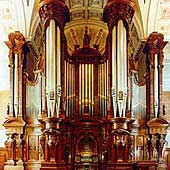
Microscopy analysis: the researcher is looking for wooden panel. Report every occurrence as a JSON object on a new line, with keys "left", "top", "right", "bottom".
{"left": 0, "top": 147, "right": 7, "bottom": 170}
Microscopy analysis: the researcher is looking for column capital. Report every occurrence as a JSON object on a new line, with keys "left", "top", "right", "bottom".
{"left": 5, "top": 31, "right": 26, "bottom": 55}
{"left": 145, "top": 32, "right": 167, "bottom": 53}
{"left": 103, "top": 0, "right": 135, "bottom": 30}
{"left": 39, "top": 0, "right": 70, "bottom": 29}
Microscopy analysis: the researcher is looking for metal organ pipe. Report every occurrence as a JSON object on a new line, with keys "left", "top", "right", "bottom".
{"left": 106, "top": 60, "right": 109, "bottom": 117}
{"left": 154, "top": 54, "right": 158, "bottom": 118}
{"left": 89, "top": 64, "right": 92, "bottom": 115}
{"left": 14, "top": 54, "right": 18, "bottom": 117}
{"left": 79, "top": 64, "right": 82, "bottom": 114}
{"left": 82, "top": 64, "right": 85, "bottom": 113}
{"left": 85, "top": 64, "right": 87, "bottom": 112}
{"left": 112, "top": 26, "right": 117, "bottom": 118}
{"left": 104, "top": 62, "right": 107, "bottom": 116}
{"left": 92, "top": 64, "right": 94, "bottom": 114}
{"left": 117, "top": 20, "right": 126, "bottom": 117}
{"left": 122, "top": 26, "right": 127, "bottom": 118}
{"left": 46, "top": 19, "right": 61, "bottom": 118}
{"left": 66, "top": 62, "right": 69, "bottom": 116}
{"left": 112, "top": 20, "right": 127, "bottom": 118}
{"left": 117, "top": 20, "right": 124, "bottom": 93}
{"left": 50, "top": 19, "right": 56, "bottom": 117}
{"left": 46, "top": 25, "right": 50, "bottom": 116}
{"left": 56, "top": 26, "right": 61, "bottom": 118}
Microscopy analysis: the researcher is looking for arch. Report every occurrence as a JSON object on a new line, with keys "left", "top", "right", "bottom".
{"left": 75, "top": 135, "right": 98, "bottom": 155}
{"left": 133, "top": 0, "right": 145, "bottom": 38}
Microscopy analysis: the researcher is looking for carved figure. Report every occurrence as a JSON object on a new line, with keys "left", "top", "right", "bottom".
{"left": 83, "top": 26, "right": 91, "bottom": 48}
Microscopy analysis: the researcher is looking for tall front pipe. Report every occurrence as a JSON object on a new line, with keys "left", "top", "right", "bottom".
{"left": 56, "top": 26, "right": 61, "bottom": 118}
{"left": 117, "top": 20, "right": 124, "bottom": 117}
{"left": 46, "top": 19, "right": 57, "bottom": 117}
{"left": 14, "top": 54, "right": 18, "bottom": 117}
{"left": 122, "top": 26, "right": 127, "bottom": 117}
{"left": 103, "top": 0, "right": 135, "bottom": 119}
{"left": 154, "top": 54, "right": 158, "bottom": 118}
{"left": 112, "top": 26, "right": 117, "bottom": 118}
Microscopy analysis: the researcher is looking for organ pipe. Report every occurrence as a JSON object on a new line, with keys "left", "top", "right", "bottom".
{"left": 66, "top": 62, "right": 69, "bottom": 116}
{"left": 85, "top": 64, "right": 88, "bottom": 110}
{"left": 117, "top": 20, "right": 123, "bottom": 117}
{"left": 123, "top": 26, "right": 127, "bottom": 89}
{"left": 56, "top": 26, "right": 61, "bottom": 118}
{"left": 46, "top": 25, "right": 50, "bottom": 116}
{"left": 154, "top": 54, "right": 158, "bottom": 118}
{"left": 79, "top": 64, "right": 82, "bottom": 114}
{"left": 122, "top": 26, "right": 127, "bottom": 118}
{"left": 89, "top": 64, "right": 92, "bottom": 115}
{"left": 82, "top": 64, "right": 85, "bottom": 113}
{"left": 112, "top": 20, "right": 127, "bottom": 118}
{"left": 112, "top": 26, "right": 117, "bottom": 118}
{"left": 104, "top": 62, "right": 107, "bottom": 116}
{"left": 106, "top": 60, "right": 109, "bottom": 116}
{"left": 117, "top": 20, "right": 124, "bottom": 93}
{"left": 46, "top": 19, "right": 61, "bottom": 118}
{"left": 92, "top": 64, "right": 94, "bottom": 114}
{"left": 64, "top": 61, "right": 67, "bottom": 116}
{"left": 47, "top": 19, "right": 56, "bottom": 117}
{"left": 14, "top": 54, "right": 18, "bottom": 117}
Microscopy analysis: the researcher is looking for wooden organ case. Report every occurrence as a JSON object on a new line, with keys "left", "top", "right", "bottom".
{"left": 2, "top": 0, "right": 170, "bottom": 170}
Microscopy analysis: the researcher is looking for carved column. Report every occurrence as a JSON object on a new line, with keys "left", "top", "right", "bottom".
{"left": 3, "top": 31, "right": 26, "bottom": 168}
{"left": 103, "top": 0, "right": 135, "bottom": 118}
{"left": 5, "top": 31, "right": 26, "bottom": 119}
{"left": 144, "top": 32, "right": 167, "bottom": 119}
{"left": 39, "top": 0, "right": 69, "bottom": 118}
{"left": 103, "top": 0, "right": 135, "bottom": 164}
{"left": 38, "top": 0, "right": 70, "bottom": 167}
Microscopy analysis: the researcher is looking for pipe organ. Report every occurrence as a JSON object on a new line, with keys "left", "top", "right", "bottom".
{"left": 68, "top": 41, "right": 102, "bottom": 117}
{"left": 3, "top": 0, "right": 170, "bottom": 170}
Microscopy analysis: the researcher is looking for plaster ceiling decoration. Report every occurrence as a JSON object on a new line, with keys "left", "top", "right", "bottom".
{"left": 157, "top": 0, "right": 170, "bottom": 40}
{"left": 64, "top": 0, "right": 108, "bottom": 55}
{"left": 155, "top": 1, "right": 170, "bottom": 91}
{"left": 65, "top": 24, "right": 108, "bottom": 55}
{"left": 65, "top": 0, "right": 107, "bottom": 21}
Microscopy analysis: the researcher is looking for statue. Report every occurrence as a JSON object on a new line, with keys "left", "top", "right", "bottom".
{"left": 47, "top": 132, "right": 57, "bottom": 161}
{"left": 146, "top": 135, "right": 154, "bottom": 160}
{"left": 159, "top": 134, "right": 167, "bottom": 162}
{"left": 83, "top": 26, "right": 91, "bottom": 48}
{"left": 39, "top": 134, "right": 45, "bottom": 160}
{"left": 19, "top": 134, "right": 25, "bottom": 161}
{"left": 115, "top": 134, "right": 126, "bottom": 161}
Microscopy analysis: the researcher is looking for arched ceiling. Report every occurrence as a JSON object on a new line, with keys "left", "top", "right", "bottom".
{"left": 2, "top": 0, "right": 169, "bottom": 41}
{"left": 64, "top": 0, "right": 108, "bottom": 55}
{"left": 1, "top": 0, "right": 170, "bottom": 63}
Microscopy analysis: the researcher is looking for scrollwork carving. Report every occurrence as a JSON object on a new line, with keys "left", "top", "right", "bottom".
{"left": 103, "top": 0, "right": 135, "bottom": 29}
{"left": 7, "top": 31, "right": 25, "bottom": 55}
{"left": 39, "top": 0, "right": 69, "bottom": 28}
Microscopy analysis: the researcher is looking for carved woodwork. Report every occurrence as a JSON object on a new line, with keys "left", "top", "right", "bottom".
{"left": 39, "top": 0, "right": 70, "bottom": 30}
{"left": 143, "top": 32, "right": 167, "bottom": 119}
{"left": 103, "top": 0, "right": 135, "bottom": 30}
{"left": 3, "top": 31, "right": 27, "bottom": 168}
{"left": 2, "top": 0, "right": 170, "bottom": 170}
